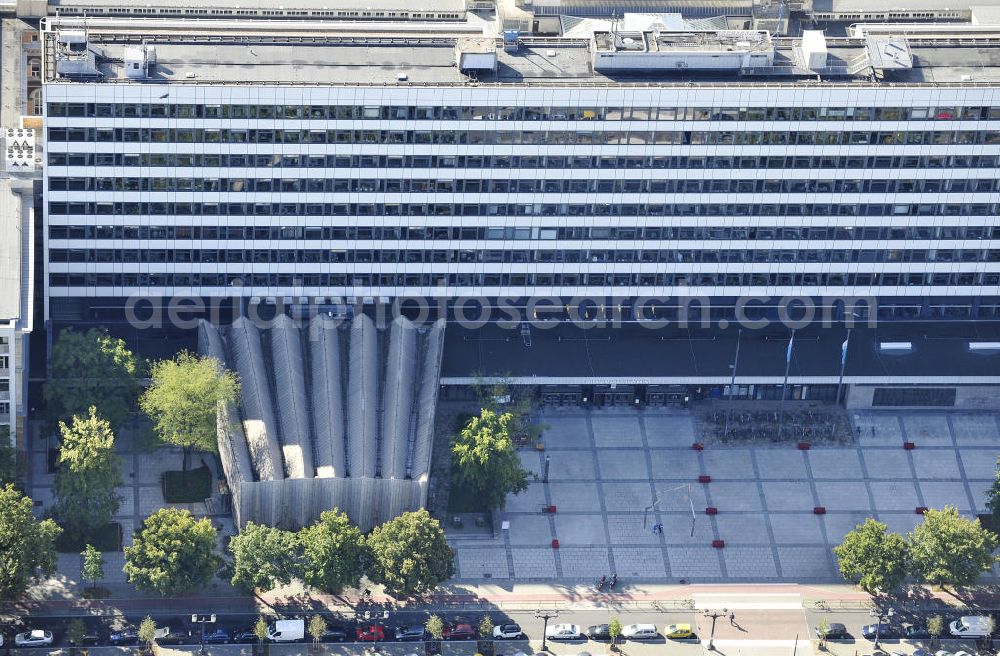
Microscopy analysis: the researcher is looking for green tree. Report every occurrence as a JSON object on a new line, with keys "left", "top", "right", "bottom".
{"left": 53, "top": 407, "right": 123, "bottom": 542}
{"left": 81, "top": 543, "right": 105, "bottom": 592}
{"left": 832, "top": 518, "right": 908, "bottom": 594}
{"left": 123, "top": 508, "right": 219, "bottom": 596}
{"left": 43, "top": 327, "right": 140, "bottom": 429}
{"left": 366, "top": 509, "right": 455, "bottom": 596}
{"left": 229, "top": 522, "right": 301, "bottom": 594}
{"left": 299, "top": 508, "right": 367, "bottom": 594}
{"left": 927, "top": 615, "right": 944, "bottom": 647}
{"left": 0, "top": 484, "right": 62, "bottom": 599}
{"left": 67, "top": 619, "right": 86, "bottom": 654}
{"left": 253, "top": 617, "right": 269, "bottom": 646}
{"left": 908, "top": 505, "right": 999, "bottom": 588}
{"left": 425, "top": 615, "right": 444, "bottom": 640}
{"left": 308, "top": 615, "right": 327, "bottom": 647}
{"left": 479, "top": 616, "right": 494, "bottom": 640}
{"left": 451, "top": 409, "right": 529, "bottom": 510}
{"left": 0, "top": 426, "right": 16, "bottom": 487}
{"left": 140, "top": 351, "right": 239, "bottom": 471}
{"left": 987, "top": 457, "right": 1000, "bottom": 526}
{"left": 816, "top": 618, "right": 830, "bottom": 647}
{"left": 138, "top": 616, "right": 157, "bottom": 653}
{"left": 608, "top": 616, "right": 622, "bottom": 647}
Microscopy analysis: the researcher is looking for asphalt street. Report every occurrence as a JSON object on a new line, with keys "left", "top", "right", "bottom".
{"left": 1, "top": 605, "right": 987, "bottom": 653}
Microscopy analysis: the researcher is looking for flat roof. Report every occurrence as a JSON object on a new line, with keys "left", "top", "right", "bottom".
{"left": 441, "top": 321, "right": 1000, "bottom": 383}
{"left": 813, "top": 0, "right": 1000, "bottom": 13}
{"left": 50, "top": 0, "right": 467, "bottom": 12}
{"left": 41, "top": 16, "right": 1000, "bottom": 85}
{"left": 0, "top": 180, "right": 23, "bottom": 322}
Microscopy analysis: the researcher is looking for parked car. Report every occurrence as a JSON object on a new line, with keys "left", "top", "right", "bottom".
{"left": 949, "top": 616, "right": 993, "bottom": 639}
{"left": 356, "top": 625, "right": 385, "bottom": 642}
{"left": 493, "top": 624, "right": 523, "bottom": 640}
{"left": 904, "top": 624, "right": 932, "bottom": 639}
{"left": 395, "top": 625, "right": 427, "bottom": 642}
{"left": 320, "top": 626, "right": 349, "bottom": 642}
{"left": 109, "top": 627, "right": 139, "bottom": 645}
{"left": 585, "top": 624, "right": 610, "bottom": 640}
{"left": 861, "top": 623, "right": 899, "bottom": 640}
{"left": 443, "top": 623, "right": 476, "bottom": 640}
{"left": 663, "top": 624, "right": 694, "bottom": 639}
{"left": 203, "top": 628, "right": 231, "bottom": 644}
{"left": 545, "top": 624, "right": 582, "bottom": 640}
{"left": 816, "top": 623, "right": 849, "bottom": 639}
{"left": 231, "top": 629, "right": 260, "bottom": 644}
{"left": 15, "top": 630, "right": 54, "bottom": 647}
{"left": 155, "top": 629, "right": 190, "bottom": 645}
{"left": 621, "top": 624, "right": 657, "bottom": 640}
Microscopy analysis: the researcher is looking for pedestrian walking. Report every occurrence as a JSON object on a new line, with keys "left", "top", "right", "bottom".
{"left": 729, "top": 613, "right": 735, "bottom": 626}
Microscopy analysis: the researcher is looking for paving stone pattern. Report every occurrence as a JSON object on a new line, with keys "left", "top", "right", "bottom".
{"left": 451, "top": 408, "right": 1000, "bottom": 584}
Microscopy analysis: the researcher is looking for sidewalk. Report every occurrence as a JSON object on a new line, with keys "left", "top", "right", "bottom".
{"left": 4, "top": 581, "right": 997, "bottom": 617}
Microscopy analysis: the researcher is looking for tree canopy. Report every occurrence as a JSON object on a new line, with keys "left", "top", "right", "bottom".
{"left": 81, "top": 544, "right": 105, "bottom": 592}
{"left": 366, "top": 509, "right": 454, "bottom": 596}
{"left": 123, "top": 508, "right": 219, "bottom": 596}
{"left": 908, "top": 505, "right": 998, "bottom": 588}
{"left": 451, "top": 409, "right": 529, "bottom": 510}
{"left": 299, "top": 508, "right": 367, "bottom": 594}
{"left": 53, "top": 407, "right": 123, "bottom": 542}
{"left": 43, "top": 327, "right": 140, "bottom": 429}
{"left": 832, "top": 518, "right": 908, "bottom": 594}
{"left": 0, "top": 484, "right": 62, "bottom": 599}
{"left": 228, "top": 522, "right": 301, "bottom": 593}
{"left": 140, "top": 351, "right": 239, "bottom": 470}
{"left": 987, "top": 457, "right": 1000, "bottom": 526}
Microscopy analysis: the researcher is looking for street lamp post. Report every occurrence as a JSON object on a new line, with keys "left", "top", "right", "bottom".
{"left": 534, "top": 610, "right": 558, "bottom": 653}
{"left": 870, "top": 606, "right": 894, "bottom": 650}
{"left": 702, "top": 608, "right": 728, "bottom": 652}
{"left": 192, "top": 614, "right": 216, "bottom": 656}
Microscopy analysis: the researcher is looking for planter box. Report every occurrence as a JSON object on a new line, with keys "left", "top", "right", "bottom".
{"left": 551, "top": 539, "right": 560, "bottom": 548}
{"left": 903, "top": 442, "right": 916, "bottom": 450}
{"left": 705, "top": 507, "right": 718, "bottom": 515}
{"left": 916, "top": 506, "right": 929, "bottom": 514}
{"left": 547, "top": 505, "right": 557, "bottom": 514}
{"left": 712, "top": 539, "right": 725, "bottom": 548}
{"left": 698, "top": 475, "right": 712, "bottom": 484}
{"left": 691, "top": 443, "right": 705, "bottom": 451}
{"left": 797, "top": 442, "right": 811, "bottom": 450}
{"left": 813, "top": 506, "right": 827, "bottom": 515}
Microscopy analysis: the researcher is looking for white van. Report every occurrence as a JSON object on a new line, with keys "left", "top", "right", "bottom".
{"left": 268, "top": 619, "right": 305, "bottom": 642}
{"left": 621, "top": 624, "right": 658, "bottom": 640}
{"left": 949, "top": 615, "right": 994, "bottom": 638}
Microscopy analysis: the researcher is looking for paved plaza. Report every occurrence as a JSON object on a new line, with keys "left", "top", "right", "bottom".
{"left": 450, "top": 408, "right": 1000, "bottom": 584}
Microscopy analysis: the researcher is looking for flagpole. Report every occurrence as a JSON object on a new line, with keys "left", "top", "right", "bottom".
{"left": 836, "top": 327, "right": 852, "bottom": 406}
{"left": 778, "top": 329, "right": 795, "bottom": 439}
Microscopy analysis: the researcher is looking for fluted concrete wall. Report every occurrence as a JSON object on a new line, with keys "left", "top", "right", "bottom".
{"left": 347, "top": 314, "right": 378, "bottom": 478}
{"left": 230, "top": 317, "right": 284, "bottom": 481}
{"left": 308, "top": 315, "right": 346, "bottom": 478}
{"left": 411, "top": 319, "right": 446, "bottom": 480}
{"left": 380, "top": 317, "right": 417, "bottom": 480}
{"left": 207, "top": 313, "right": 446, "bottom": 532}
{"left": 271, "top": 314, "right": 315, "bottom": 479}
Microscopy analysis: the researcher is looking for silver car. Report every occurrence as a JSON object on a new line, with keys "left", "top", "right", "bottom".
{"left": 15, "top": 630, "right": 54, "bottom": 647}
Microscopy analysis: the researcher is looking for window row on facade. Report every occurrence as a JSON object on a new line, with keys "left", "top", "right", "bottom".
{"left": 47, "top": 271, "right": 1000, "bottom": 289}
{"left": 46, "top": 200, "right": 1000, "bottom": 218}
{"left": 45, "top": 102, "right": 1000, "bottom": 122}
{"left": 47, "top": 224, "right": 1000, "bottom": 242}
{"left": 46, "top": 152, "right": 1000, "bottom": 171}
{"left": 47, "top": 247, "right": 1000, "bottom": 264}
{"left": 44, "top": 126, "right": 1000, "bottom": 146}
{"left": 46, "top": 175, "right": 1000, "bottom": 195}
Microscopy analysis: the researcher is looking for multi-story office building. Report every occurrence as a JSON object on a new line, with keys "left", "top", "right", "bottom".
{"left": 41, "top": 16, "right": 1000, "bottom": 326}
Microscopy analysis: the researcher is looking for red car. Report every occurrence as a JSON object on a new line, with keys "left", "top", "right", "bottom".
{"left": 443, "top": 624, "right": 477, "bottom": 640}
{"left": 356, "top": 625, "right": 385, "bottom": 642}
